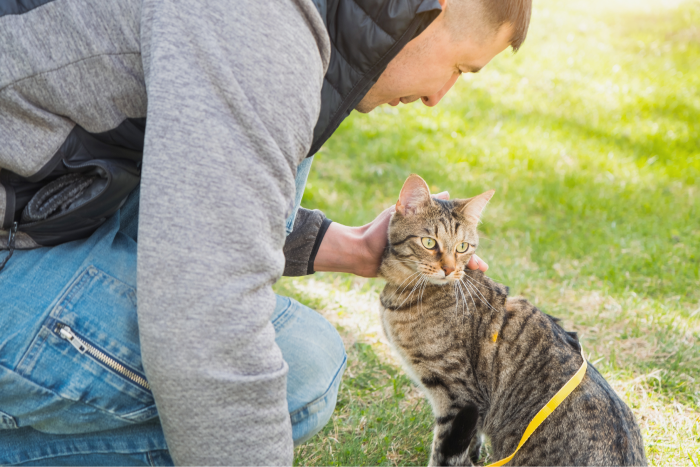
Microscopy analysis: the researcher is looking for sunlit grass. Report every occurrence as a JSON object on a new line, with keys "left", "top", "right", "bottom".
{"left": 283, "top": 0, "right": 700, "bottom": 464}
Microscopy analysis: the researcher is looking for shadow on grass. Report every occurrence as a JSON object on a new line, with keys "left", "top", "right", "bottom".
{"left": 295, "top": 342, "right": 434, "bottom": 466}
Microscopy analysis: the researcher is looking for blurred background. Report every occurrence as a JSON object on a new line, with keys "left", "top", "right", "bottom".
{"left": 278, "top": 0, "right": 700, "bottom": 464}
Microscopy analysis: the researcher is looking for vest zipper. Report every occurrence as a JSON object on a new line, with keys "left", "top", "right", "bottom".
{"left": 54, "top": 322, "right": 151, "bottom": 391}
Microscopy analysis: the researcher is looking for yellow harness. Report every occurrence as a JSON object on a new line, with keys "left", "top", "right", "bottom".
{"left": 485, "top": 346, "right": 588, "bottom": 467}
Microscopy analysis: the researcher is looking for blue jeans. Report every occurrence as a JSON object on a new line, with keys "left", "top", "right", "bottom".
{"left": 0, "top": 170, "right": 346, "bottom": 465}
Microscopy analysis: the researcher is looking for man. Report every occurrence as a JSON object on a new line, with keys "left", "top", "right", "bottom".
{"left": 0, "top": 0, "right": 530, "bottom": 464}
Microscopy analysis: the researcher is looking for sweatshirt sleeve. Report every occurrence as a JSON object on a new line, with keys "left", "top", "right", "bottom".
{"left": 283, "top": 207, "right": 332, "bottom": 276}
{"left": 135, "top": 0, "right": 330, "bottom": 465}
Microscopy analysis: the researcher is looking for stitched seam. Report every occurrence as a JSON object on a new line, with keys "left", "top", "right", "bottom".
{"left": 56, "top": 268, "right": 93, "bottom": 316}
{"left": 15, "top": 263, "right": 96, "bottom": 372}
{"left": 271, "top": 298, "right": 294, "bottom": 327}
{"left": 289, "top": 353, "right": 347, "bottom": 421}
{"left": 0, "top": 52, "right": 141, "bottom": 95}
{"left": 330, "top": 40, "right": 363, "bottom": 77}
{"left": 12, "top": 448, "right": 163, "bottom": 466}
{"left": 350, "top": 0, "right": 397, "bottom": 40}
{"left": 87, "top": 266, "right": 138, "bottom": 308}
{"left": 0, "top": 361, "right": 156, "bottom": 426}
{"left": 324, "top": 75, "right": 344, "bottom": 99}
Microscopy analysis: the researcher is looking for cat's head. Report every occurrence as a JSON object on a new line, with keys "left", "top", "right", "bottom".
{"left": 380, "top": 174, "right": 494, "bottom": 286}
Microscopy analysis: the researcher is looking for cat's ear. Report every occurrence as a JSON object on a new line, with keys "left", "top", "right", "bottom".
{"left": 459, "top": 189, "right": 495, "bottom": 222}
{"left": 396, "top": 174, "right": 432, "bottom": 216}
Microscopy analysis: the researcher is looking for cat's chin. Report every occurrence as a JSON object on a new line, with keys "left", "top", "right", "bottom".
{"left": 427, "top": 276, "right": 459, "bottom": 286}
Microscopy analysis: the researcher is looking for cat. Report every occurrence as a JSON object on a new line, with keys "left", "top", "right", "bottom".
{"left": 378, "top": 174, "right": 646, "bottom": 466}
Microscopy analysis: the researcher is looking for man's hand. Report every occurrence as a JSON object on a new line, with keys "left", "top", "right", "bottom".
{"left": 313, "top": 191, "right": 489, "bottom": 277}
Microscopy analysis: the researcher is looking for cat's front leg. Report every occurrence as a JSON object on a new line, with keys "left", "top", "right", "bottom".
{"left": 428, "top": 404, "right": 479, "bottom": 466}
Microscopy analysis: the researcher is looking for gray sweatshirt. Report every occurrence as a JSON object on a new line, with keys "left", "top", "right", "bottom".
{"left": 0, "top": 0, "right": 330, "bottom": 464}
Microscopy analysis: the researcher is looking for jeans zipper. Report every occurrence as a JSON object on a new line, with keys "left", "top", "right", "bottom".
{"left": 54, "top": 322, "right": 151, "bottom": 391}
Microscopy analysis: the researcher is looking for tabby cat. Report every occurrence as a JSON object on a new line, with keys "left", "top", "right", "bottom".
{"left": 378, "top": 174, "right": 646, "bottom": 466}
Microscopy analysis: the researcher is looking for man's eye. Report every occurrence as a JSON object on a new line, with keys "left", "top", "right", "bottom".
{"left": 456, "top": 242, "right": 469, "bottom": 253}
{"left": 421, "top": 237, "right": 437, "bottom": 249}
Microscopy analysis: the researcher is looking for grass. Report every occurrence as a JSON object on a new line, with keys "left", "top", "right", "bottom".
{"left": 277, "top": 0, "right": 700, "bottom": 464}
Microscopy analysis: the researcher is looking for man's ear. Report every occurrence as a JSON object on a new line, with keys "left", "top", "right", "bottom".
{"left": 459, "top": 189, "right": 495, "bottom": 222}
{"left": 396, "top": 174, "right": 432, "bottom": 216}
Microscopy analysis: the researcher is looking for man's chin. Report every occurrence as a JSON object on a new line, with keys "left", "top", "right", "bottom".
{"left": 354, "top": 100, "right": 376, "bottom": 113}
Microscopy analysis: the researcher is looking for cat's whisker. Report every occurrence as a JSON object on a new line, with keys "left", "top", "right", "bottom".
{"left": 400, "top": 275, "right": 427, "bottom": 310}
{"left": 411, "top": 276, "right": 428, "bottom": 313}
{"left": 457, "top": 279, "right": 478, "bottom": 319}
{"left": 462, "top": 272, "right": 501, "bottom": 293}
{"left": 385, "top": 271, "right": 422, "bottom": 302}
{"left": 419, "top": 275, "right": 430, "bottom": 314}
{"left": 460, "top": 281, "right": 475, "bottom": 315}
{"left": 418, "top": 275, "right": 430, "bottom": 313}
{"left": 462, "top": 277, "right": 499, "bottom": 314}
{"left": 461, "top": 278, "right": 489, "bottom": 311}
{"left": 454, "top": 280, "right": 469, "bottom": 325}
{"left": 405, "top": 276, "right": 422, "bottom": 311}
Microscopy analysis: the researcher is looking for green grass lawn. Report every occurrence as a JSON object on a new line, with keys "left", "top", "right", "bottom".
{"left": 278, "top": 0, "right": 700, "bottom": 464}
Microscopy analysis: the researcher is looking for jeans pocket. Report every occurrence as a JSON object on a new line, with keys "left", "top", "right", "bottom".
{"left": 15, "top": 266, "right": 156, "bottom": 432}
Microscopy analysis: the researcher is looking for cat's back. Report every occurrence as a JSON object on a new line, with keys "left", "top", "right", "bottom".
{"left": 510, "top": 364, "right": 646, "bottom": 466}
{"left": 500, "top": 320, "right": 647, "bottom": 467}
{"left": 496, "top": 297, "right": 647, "bottom": 466}
{"left": 563, "top": 364, "right": 645, "bottom": 465}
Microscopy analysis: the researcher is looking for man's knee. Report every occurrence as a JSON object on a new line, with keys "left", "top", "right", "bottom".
{"left": 272, "top": 295, "right": 347, "bottom": 444}
{"left": 290, "top": 358, "right": 345, "bottom": 445}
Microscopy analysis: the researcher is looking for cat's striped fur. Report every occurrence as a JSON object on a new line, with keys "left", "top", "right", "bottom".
{"left": 378, "top": 175, "right": 646, "bottom": 466}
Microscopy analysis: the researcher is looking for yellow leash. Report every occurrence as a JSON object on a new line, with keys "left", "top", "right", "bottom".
{"left": 485, "top": 346, "right": 588, "bottom": 467}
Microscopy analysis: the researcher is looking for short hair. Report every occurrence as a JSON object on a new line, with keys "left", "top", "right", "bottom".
{"left": 446, "top": 0, "right": 532, "bottom": 52}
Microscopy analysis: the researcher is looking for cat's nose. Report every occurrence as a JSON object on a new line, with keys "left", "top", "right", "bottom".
{"left": 442, "top": 265, "right": 455, "bottom": 276}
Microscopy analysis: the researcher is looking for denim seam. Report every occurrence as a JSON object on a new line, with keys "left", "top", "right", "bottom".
{"left": 0, "top": 360, "right": 158, "bottom": 426}
{"left": 18, "top": 320, "right": 153, "bottom": 402}
{"left": 91, "top": 267, "right": 137, "bottom": 307}
{"left": 14, "top": 262, "right": 95, "bottom": 371}
{"left": 290, "top": 352, "right": 347, "bottom": 423}
{"left": 271, "top": 298, "right": 295, "bottom": 329}
{"left": 14, "top": 324, "right": 50, "bottom": 375}
{"left": 42, "top": 316, "right": 152, "bottom": 398}
{"left": 58, "top": 268, "right": 93, "bottom": 314}
{"left": 12, "top": 446, "right": 163, "bottom": 466}
{"left": 21, "top": 263, "right": 149, "bottom": 403}
{"left": 63, "top": 266, "right": 137, "bottom": 312}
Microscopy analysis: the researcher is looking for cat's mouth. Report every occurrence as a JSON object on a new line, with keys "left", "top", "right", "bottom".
{"left": 427, "top": 272, "right": 463, "bottom": 285}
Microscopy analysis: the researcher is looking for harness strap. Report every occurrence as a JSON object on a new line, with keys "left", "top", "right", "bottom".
{"left": 485, "top": 346, "right": 588, "bottom": 467}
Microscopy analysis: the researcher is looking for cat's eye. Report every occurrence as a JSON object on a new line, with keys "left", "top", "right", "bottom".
{"left": 421, "top": 237, "right": 437, "bottom": 249}
{"left": 456, "top": 242, "right": 470, "bottom": 253}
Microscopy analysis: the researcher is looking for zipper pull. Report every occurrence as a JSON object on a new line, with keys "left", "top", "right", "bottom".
{"left": 57, "top": 325, "right": 88, "bottom": 354}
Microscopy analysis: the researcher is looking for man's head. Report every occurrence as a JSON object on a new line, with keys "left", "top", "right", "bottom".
{"left": 355, "top": 0, "right": 532, "bottom": 113}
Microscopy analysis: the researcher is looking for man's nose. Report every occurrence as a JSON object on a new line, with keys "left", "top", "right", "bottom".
{"left": 421, "top": 73, "right": 460, "bottom": 107}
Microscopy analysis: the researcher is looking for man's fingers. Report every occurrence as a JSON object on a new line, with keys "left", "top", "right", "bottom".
{"left": 467, "top": 254, "right": 489, "bottom": 272}
{"left": 432, "top": 191, "right": 450, "bottom": 200}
